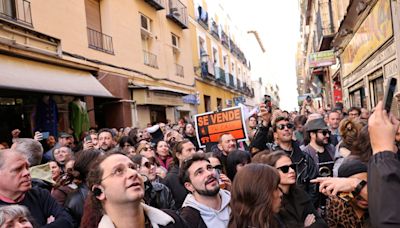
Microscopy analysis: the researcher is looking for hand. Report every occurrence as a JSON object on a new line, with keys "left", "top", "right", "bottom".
{"left": 11, "top": 129, "right": 21, "bottom": 138}
{"left": 304, "top": 214, "right": 316, "bottom": 227}
{"left": 258, "top": 103, "right": 271, "bottom": 124}
{"left": 83, "top": 139, "right": 94, "bottom": 150}
{"left": 369, "top": 101, "right": 399, "bottom": 154}
{"left": 302, "top": 99, "right": 308, "bottom": 107}
{"left": 219, "top": 173, "right": 232, "bottom": 191}
{"left": 47, "top": 215, "right": 55, "bottom": 224}
{"left": 311, "top": 177, "right": 360, "bottom": 196}
{"left": 33, "top": 131, "right": 43, "bottom": 141}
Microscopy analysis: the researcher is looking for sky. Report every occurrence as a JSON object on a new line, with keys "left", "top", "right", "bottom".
{"left": 224, "top": 1, "right": 301, "bottom": 111}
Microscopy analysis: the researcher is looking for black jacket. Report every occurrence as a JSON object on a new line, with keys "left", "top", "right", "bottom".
{"left": 145, "top": 182, "right": 176, "bottom": 210}
{"left": 179, "top": 206, "right": 207, "bottom": 228}
{"left": 279, "top": 186, "right": 327, "bottom": 228}
{"left": 0, "top": 187, "right": 74, "bottom": 227}
{"left": 64, "top": 184, "right": 89, "bottom": 228}
{"left": 162, "top": 165, "right": 188, "bottom": 208}
{"left": 269, "top": 141, "right": 319, "bottom": 205}
{"left": 368, "top": 151, "right": 400, "bottom": 227}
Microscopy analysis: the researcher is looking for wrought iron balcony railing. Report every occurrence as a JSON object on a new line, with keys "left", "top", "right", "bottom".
{"left": 144, "top": 0, "right": 165, "bottom": 10}
{"left": 143, "top": 50, "right": 158, "bottom": 68}
{"left": 175, "top": 63, "right": 184, "bottom": 77}
{"left": 87, "top": 27, "right": 114, "bottom": 54}
{"left": 167, "top": 0, "right": 188, "bottom": 29}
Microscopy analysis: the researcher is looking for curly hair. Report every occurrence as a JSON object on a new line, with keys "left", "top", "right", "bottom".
{"left": 339, "top": 118, "right": 363, "bottom": 149}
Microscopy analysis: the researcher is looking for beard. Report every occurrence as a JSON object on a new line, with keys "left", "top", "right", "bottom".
{"left": 315, "top": 137, "right": 328, "bottom": 146}
{"left": 194, "top": 177, "right": 220, "bottom": 196}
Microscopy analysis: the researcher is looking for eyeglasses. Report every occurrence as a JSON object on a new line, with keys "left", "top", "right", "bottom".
{"left": 277, "top": 164, "right": 296, "bottom": 173}
{"left": 317, "top": 130, "right": 330, "bottom": 136}
{"left": 101, "top": 163, "right": 139, "bottom": 182}
{"left": 276, "top": 123, "right": 294, "bottom": 130}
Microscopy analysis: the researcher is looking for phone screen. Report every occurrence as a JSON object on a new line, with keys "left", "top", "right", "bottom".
{"left": 383, "top": 77, "right": 397, "bottom": 113}
{"left": 41, "top": 132, "right": 49, "bottom": 139}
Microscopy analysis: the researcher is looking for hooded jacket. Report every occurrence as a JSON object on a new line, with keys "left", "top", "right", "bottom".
{"left": 180, "top": 189, "right": 231, "bottom": 228}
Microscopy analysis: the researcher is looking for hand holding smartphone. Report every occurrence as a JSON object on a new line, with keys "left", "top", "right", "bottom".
{"left": 382, "top": 77, "right": 397, "bottom": 113}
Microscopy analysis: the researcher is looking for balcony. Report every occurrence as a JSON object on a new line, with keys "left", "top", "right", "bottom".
{"left": 167, "top": 0, "right": 188, "bottom": 29}
{"left": 0, "top": 0, "right": 32, "bottom": 27}
{"left": 87, "top": 27, "right": 114, "bottom": 54}
{"left": 200, "top": 60, "right": 215, "bottom": 80}
{"left": 216, "top": 68, "right": 226, "bottom": 85}
{"left": 197, "top": 6, "right": 208, "bottom": 30}
{"left": 175, "top": 63, "right": 184, "bottom": 77}
{"left": 144, "top": 0, "right": 165, "bottom": 10}
{"left": 143, "top": 50, "right": 158, "bottom": 68}
{"left": 221, "top": 30, "right": 229, "bottom": 49}
{"left": 228, "top": 74, "right": 235, "bottom": 88}
{"left": 210, "top": 20, "right": 219, "bottom": 40}
{"left": 236, "top": 78, "right": 241, "bottom": 91}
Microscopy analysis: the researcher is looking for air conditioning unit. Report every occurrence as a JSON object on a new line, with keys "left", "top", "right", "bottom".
{"left": 140, "top": 14, "right": 153, "bottom": 39}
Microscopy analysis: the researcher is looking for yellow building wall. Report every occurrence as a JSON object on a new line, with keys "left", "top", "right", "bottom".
{"left": 31, "top": 0, "right": 195, "bottom": 89}
{"left": 195, "top": 80, "right": 237, "bottom": 114}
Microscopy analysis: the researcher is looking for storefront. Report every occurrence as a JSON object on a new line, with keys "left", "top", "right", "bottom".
{"left": 339, "top": 0, "right": 396, "bottom": 111}
{"left": 0, "top": 54, "right": 114, "bottom": 144}
{"left": 130, "top": 85, "right": 193, "bottom": 128}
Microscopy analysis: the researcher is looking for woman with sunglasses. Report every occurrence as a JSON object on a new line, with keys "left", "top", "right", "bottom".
{"left": 80, "top": 151, "right": 186, "bottom": 228}
{"left": 131, "top": 154, "right": 176, "bottom": 210}
{"left": 261, "top": 150, "right": 328, "bottom": 228}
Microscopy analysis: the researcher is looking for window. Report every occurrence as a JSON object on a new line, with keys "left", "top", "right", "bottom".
{"left": 371, "top": 77, "right": 384, "bottom": 107}
{"left": 217, "top": 98, "right": 222, "bottom": 110}
{"left": 141, "top": 14, "right": 151, "bottom": 31}
{"left": 140, "top": 13, "right": 152, "bottom": 39}
{"left": 171, "top": 33, "right": 180, "bottom": 52}
{"left": 204, "top": 95, "right": 211, "bottom": 112}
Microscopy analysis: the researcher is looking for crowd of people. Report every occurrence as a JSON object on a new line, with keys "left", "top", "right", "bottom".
{"left": 0, "top": 99, "right": 400, "bottom": 228}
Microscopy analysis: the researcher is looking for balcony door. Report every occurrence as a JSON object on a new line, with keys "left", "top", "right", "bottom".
{"left": 85, "top": 0, "right": 101, "bottom": 32}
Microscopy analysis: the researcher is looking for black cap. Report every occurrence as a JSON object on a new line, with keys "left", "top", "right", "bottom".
{"left": 338, "top": 158, "right": 367, "bottom": 177}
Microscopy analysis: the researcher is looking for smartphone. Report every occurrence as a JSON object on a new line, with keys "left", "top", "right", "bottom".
{"left": 264, "top": 95, "right": 272, "bottom": 113}
{"left": 41, "top": 132, "right": 49, "bottom": 139}
{"left": 85, "top": 135, "right": 92, "bottom": 142}
{"left": 383, "top": 77, "right": 397, "bottom": 113}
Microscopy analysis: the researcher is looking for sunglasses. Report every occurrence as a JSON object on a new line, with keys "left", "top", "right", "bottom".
{"left": 277, "top": 164, "right": 296, "bottom": 173}
{"left": 213, "top": 165, "right": 223, "bottom": 171}
{"left": 317, "top": 130, "right": 330, "bottom": 136}
{"left": 276, "top": 123, "right": 294, "bottom": 130}
{"left": 142, "top": 161, "right": 154, "bottom": 169}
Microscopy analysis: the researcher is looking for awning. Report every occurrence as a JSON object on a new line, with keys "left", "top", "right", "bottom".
{"left": 147, "top": 86, "right": 189, "bottom": 95}
{"left": 0, "top": 54, "right": 113, "bottom": 97}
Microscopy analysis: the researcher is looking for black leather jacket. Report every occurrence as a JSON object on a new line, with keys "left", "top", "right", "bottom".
{"left": 268, "top": 141, "right": 319, "bottom": 205}
{"left": 64, "top": 184, "right": 89, "bottom": 228}
{"left": 144, "top": 181, "right": 176, "bottom": 210}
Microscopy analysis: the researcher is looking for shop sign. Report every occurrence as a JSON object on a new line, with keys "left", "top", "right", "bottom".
{"left": 309, "top": 50, "right": 336, "bottom": 68}
{"left": 182, "top": 94, "right": 200, "bottom": 105}
{"left": 194, "top": 106, "right": 248, "bottom": 148}
{"left": 342, "top": 0, "right": 393, "bottom": 77}
{"left": 233, "top": 96, "right": 246, "bottom": 106}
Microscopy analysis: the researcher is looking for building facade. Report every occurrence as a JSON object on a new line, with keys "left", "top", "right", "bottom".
{"left": 189, "top": 0, "right": 254, "bottom": 115}
{"left": 0, "top": 0, "right": 198, "bottom": 141}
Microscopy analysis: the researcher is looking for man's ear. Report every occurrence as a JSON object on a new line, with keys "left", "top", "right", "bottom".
{"left": 184, "top": 182, "right": 194, "bottom": 193}
{"left": 217, "top": 143, "right": 222, "bottom": 151}
{"left": 92, "top": 185, "right": 106, "bottom": 200}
